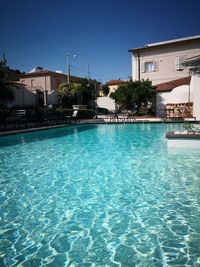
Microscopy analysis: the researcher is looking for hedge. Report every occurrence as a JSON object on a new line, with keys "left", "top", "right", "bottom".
{"left": 0, "top": 108, "right": 96, "bottom": 122}
{"left": 56, "top": 109, "right": 95, "bottom": 119}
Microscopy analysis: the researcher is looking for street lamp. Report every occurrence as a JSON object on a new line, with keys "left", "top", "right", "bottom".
{"left": 67, "top": 53, "right": 90, "bottom": 83}
{"left": 67, "top": 52, "right": 76, "bottom": 83}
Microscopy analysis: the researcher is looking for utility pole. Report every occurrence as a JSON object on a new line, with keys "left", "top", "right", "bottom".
{"left": 67, "top": 53, "right": 70, "bottom": 83}
{"left": 87, "top": 63, "right": 90, "bottom": 81}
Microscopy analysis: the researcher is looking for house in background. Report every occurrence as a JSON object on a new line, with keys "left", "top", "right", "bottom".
{"left": 129, "top": 35, "right": 200, "bottom": 85}
{"left": 97, "top": 79, "right": 126, "bottom": 111}
{"left": 18, "top": 67, "right": 80, "bottom": 106}
{"left": 106, "top": 79, "right": 127, "bottom": 96}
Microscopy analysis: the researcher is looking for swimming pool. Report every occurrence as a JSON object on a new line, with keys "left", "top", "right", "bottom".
{"left": 1, "top": 123, "right": 200, "bottom": 266}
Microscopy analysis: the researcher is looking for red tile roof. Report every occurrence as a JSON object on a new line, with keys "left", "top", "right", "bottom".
{"left": 19, "top": 70, "right": 81, "bottom": 82}
{"left": 155, "top": 76, "right": 191, "bottom": 92}
{"left": 107, "top": 79, "right": 126, "bottom": 86}
{"left": 19, "top": 70, "right": 65, "bottom": 78}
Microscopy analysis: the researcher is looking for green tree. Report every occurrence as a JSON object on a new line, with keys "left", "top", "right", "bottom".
{"left": 58, "top": 78, "right": 98, "bottom": 108}
{"left": 110, "top": 84, "right": 133, "bottom": 110}
{"left": 110, "top": 79, "right": 155, "bottom": 114}
{"left": 102, "top": 85, "right": 109, "bottom": 96}
{"left": 78, "top": 78, "right": 95, "bottom": 108}
{"left": 0, "top": 81, "right": 14, "bottom": 106}
{"left": 0, "top": 57, "right": 15, "bottom": 106}
{"left": 58, "top": 82, "right": 82, "bottom": 108}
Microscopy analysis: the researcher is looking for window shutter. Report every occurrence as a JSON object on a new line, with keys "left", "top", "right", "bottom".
{"left": 141, "top": 62, "right": 145, "bottom": 73}
{"left": 153, "top": 61, "right": 159, "bottom": 71}
{"left": 179, "top": 56, "right": 185, "bottom": 70}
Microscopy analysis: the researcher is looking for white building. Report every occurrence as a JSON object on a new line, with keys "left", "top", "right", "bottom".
{"left": 129, "top": 35, "right": 200, "bottom": 85}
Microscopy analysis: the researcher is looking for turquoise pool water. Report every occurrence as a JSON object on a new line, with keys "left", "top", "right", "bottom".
{"left": 1, "top": 123, "right": 200, "bottom": 267}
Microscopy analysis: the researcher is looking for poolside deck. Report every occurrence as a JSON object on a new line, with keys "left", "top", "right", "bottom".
{"left": 0, "top": 116, "right": 198, "bottom": 137}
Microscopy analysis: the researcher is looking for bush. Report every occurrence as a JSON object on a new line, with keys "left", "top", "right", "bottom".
{"left": 76, "top": 109, "right": 95, "bottom": 119}
{"left": 0, "top": 108, "right": 96, "bottom": 125}
{"left": 56, "top": 109, "right": 95, "bottom": 119}
{"left": 97, "top": 107, "right": 109, "bottom": 114}
{"left": 55, "top": 109, "right": 73, "bottom": 117}
{"left": 0, "top": 109, "right": 12, "bottom": 121}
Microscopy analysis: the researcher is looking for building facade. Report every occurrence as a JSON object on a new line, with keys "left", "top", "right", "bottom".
{"left": 19, "top": 68, "right": 80, "bottom": 106}
{"left": 106, "top": 79, "right": 127, "bottom": 95}
{"left": 129, "top": 35, "right": 200, "bottom": 85}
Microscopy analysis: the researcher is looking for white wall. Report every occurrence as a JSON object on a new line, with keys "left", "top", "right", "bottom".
{"left": 167, "top": 139, "right": 200, "bottom": 149}
{"left": 47, "top": 90, "right": 58, "bottom": 105}
{"left": 97, "top": 96, "right": 116, "bottom": 111}
{"left": 192, "top": 75, "right": 200, "bottom": 120}
{"left": 156, "top": 84, "right": 191, "bottom": 116}
{"left": 156, "top": 75, "right": 200, "bottom": 119}
{"left": 7, "top": 85, "right": 36, "bottom": 107}
{"left": 132, "top": 54, "right": 138, "bottom": 81}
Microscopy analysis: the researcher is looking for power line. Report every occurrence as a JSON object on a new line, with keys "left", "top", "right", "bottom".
{"left": 70, "top": 64, "right": 122, "bottom": 83}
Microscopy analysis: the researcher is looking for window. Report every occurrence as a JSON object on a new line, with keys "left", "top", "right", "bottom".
{"left": 175, "top": 56, "right": 185, "bottom": 70}
{"left": 145, "top": 62, "right": 154, "bottom": 72}
{"left": 141, "top": 61, "right": 159, "bottom": 73}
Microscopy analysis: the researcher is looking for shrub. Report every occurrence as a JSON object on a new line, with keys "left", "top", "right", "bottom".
{"left": 56, "top": 109, "right": 95, "bottom": 119}
{"left": 97, "top": 107, "right": 109, "bottom": 114}
{"left": 76, "top": 109, "right": 95, "bottom": 119}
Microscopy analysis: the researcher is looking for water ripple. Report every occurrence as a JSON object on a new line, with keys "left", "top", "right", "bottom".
{"left": 0, "top": 124, "right": 200, "bottom": 266}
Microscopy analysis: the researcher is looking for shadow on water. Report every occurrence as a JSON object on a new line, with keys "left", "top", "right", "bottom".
{"left": 0, "top": 123, "right": 185, "bottom": 148}
{"left": 0, "top": 124, "right": 98, "bottom": 147}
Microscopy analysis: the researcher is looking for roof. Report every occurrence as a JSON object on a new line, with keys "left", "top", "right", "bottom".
{"left": 7, "top": 81, "right": 26, "bottom": 86}
{"left": 19, "top": 69, "right": 66, "bottom": 78}
{"left": 145, "top": 35, "right": 200, "bottom": 47}
{"left": 19, "top": 69, "right": 81, "bottom": 81}
{"left": 129, "top": 35, "right": 200, "bottom": 52}
{"left": 155, "top": 76, "right": 191, "bottom": 92}
{"left": 106, "top": 79, "right": 126, "bottom": 86}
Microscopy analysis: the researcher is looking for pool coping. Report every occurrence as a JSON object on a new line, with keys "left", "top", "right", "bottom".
{"left": 166, "top": 131, "right": 200, "bottom": 149}
{"left": 166, "top": 131, "right": 200, "bottom": 139}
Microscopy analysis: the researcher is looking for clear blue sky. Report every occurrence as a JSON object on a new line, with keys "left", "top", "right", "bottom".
{"left": 1, "top": 0, "right": 200, "bottom": 83}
